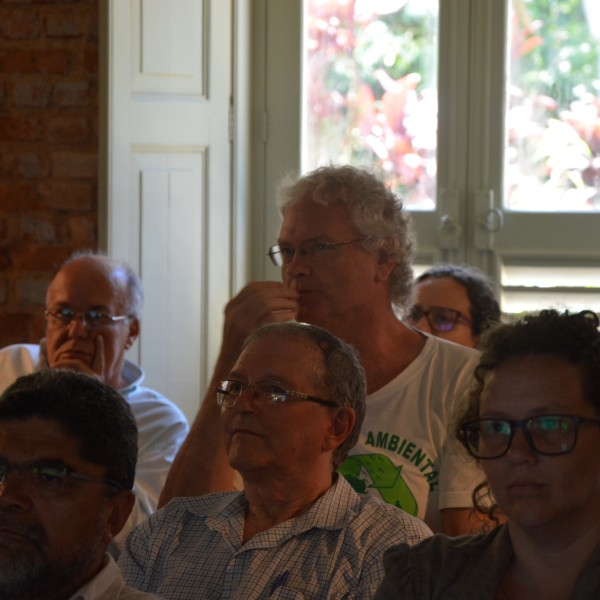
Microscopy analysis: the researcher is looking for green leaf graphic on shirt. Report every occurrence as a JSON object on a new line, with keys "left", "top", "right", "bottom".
{"left": 338, "top": 454, "right": 418, "bottom": 516}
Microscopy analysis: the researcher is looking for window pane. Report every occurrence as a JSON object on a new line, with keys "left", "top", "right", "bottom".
{"left": 501, "top": 263, "right": 600, "bottom": 314}
{"left": 506, "top": 0, "right": 600, "bottom": 212}
{"left": 302, "top": 0, "right": 439, "bottom": 210}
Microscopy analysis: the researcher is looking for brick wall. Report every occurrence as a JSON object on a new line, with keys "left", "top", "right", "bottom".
{"left": 0, "top": 0, "right": 99, "bottom": 346}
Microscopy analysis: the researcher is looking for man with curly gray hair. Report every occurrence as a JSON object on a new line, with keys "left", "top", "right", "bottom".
{"left": 162, "top": 165, "right": 481, "bottom": 535}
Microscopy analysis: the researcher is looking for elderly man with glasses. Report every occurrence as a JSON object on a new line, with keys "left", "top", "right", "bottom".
{"left": 161, "top": 165, "right": 483, "bottom": 536}
{"left": 119, "top": 322, "right": 431, "bottom": 599}
{"left": 0, "top": 251, "right": 189, "bottom": 554}
{"left": 0, "top": 369, "right": 161, "bottom": 599}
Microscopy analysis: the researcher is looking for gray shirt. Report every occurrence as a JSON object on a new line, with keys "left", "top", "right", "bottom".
{"left": 374, "top": 525, "right": 600, "bottom": 600}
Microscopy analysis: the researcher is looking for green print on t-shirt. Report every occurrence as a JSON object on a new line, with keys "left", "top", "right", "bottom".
{"left": 338, "top": 431, "right": 440, "bottom": 515}
{"left": 364, "top": 430, "right": 439, "bottom": 489}
{"left": 339, "top": 454, "right": 419, "bottom": 515}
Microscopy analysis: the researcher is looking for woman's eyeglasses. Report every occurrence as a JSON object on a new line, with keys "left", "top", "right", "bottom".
{"left": 406, "top": 305, "right": 472, "bottom": 333}
{"left": 460, "top": 414, "right": 600, "bottom": 459}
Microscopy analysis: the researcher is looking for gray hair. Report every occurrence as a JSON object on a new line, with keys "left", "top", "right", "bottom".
{"left": 243, "top": 321, "right": 366, "bottom": 470}
{"left": 55, "top": 250, "right": 144, "bottom": 317}
{"left": 277, "top": 165, "right": 416, "bottom": 313}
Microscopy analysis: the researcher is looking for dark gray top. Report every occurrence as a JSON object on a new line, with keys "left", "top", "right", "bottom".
{"left": 374, "top": 524, "right": 600, "bottom": 600}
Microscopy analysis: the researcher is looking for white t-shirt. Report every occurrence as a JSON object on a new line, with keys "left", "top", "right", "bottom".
{"left": 339, "top": 333, "right": 481, "bottom": 532}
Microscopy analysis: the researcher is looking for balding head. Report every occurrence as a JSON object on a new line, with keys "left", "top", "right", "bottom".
{"left": 43, "top": 252, "right": 141, "bottom": 390}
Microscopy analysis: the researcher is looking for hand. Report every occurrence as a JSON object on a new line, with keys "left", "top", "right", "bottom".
{"left": 220, "top": 281, "right": 299, "bottom": 359}
{"left": 51, "top": 335, "right": 106, "bottom": 382}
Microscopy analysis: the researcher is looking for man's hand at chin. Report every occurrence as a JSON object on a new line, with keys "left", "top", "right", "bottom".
{"left": 51, "top": 335, "right": 106, "bottom": 383}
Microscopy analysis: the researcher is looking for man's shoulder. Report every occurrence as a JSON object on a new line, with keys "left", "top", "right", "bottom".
{"left": 422, "top": 334, "right": 479, "bottom": 364}
{"left": 122, "top": 374, "right": 188, "bottom": 432}
{"left": 352, "top": 493, "right": 432, "bottom": 539}
{"left": 157, "top": 491, "right": 243, "bottom": 521}
{"left": 373, "top": 334, "right": 478, "bottom": 399}
{"left": 0, "top": 342, "right": 39, "bottom": 364}
{"left": 409, "top": 335, "right": 479, "bottom": 384}
{"left": 331, "top": 478, "right": 432, "bottom": 544}
{"left": 0, "top": 343, "right": 39, "bottom": 393}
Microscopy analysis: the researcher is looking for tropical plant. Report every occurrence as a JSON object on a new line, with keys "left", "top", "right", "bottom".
{"left": 304, "top": 0, "right": 600, "bottom": 211}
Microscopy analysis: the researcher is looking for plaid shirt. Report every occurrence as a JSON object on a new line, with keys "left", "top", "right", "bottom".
{"left": 119, "top": 476, "right": 432, "bottom": 599}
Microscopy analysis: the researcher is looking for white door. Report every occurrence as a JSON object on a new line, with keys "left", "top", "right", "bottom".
{"left": 101, "top": 0, "right": 233, "bottom": 421}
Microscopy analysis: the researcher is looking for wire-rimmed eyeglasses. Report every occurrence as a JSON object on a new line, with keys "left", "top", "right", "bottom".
{"left": 0, "top": 460, "right": 124, "bottom": 496}
{"left": 216, "top": 379, "right": 338, "bottom": 409}
{"left": 267, "top": 238, "right": 365, "bottom": 267}
{"left": 460, "top": 414, "right": 600, "bottom": 459}
{"left": 406, "top": 305, "right": 472, "bottom": 333}
{"left": 45, "top": 308, "right": 130, "bottom": 329}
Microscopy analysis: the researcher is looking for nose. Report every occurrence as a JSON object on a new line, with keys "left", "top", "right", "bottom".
{"left": 66, "top": 313, "right": 91, "bottom": 337}
{"left": 505, "top": 426, "right": 537, "bottom": 463}
{"left": 284, "top": 249, "right": 311, "bottom": 279}
{"left": 0, "top": 475, "right": 33, "bottom": 512}
{"left": 230, "top": 385, "right": 260, "bottom": 413}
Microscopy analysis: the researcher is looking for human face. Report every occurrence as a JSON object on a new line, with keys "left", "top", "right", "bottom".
{"left": 278, "top": 198, "right": 388, "bottom": 328}
{"left": 0, "top": 418, "right": 128, "bottom": 599}
{"left": 45, "top": 258, "right": 139, "bottom": 390}
{"left": 221, "top": 334, "right": 343, "bottom": 482}
{"left": 409, "top": 277, "right": 476, "bottom": 347}
{"left": 480, "top": 355, "right": 600, "bottom": 538}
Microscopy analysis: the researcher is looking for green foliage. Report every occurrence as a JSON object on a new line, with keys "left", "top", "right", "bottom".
{"left": 305, "top": 0, "right": 600, "bottom": 210}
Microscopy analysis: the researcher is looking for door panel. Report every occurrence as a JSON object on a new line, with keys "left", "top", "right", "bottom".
{"left": 103, "top": 0, "right": 232, "bottom": 421}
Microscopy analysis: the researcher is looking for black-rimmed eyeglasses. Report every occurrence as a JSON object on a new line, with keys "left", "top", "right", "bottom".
{"left": 267, "top": 238, "right": 365, "bottom": 267}
{"left": 216, "top": 379, "right": 338, "bottom": 409}
{"left": 406, "top": 305, "right": 472, "bottom": 333}
{"left": 0, "top": 461, "right": 125, "bottom": 496}
{"left": 45, "top": 308, "right": 130, "bottom": 329}
{"left": 460, "top": 414, "right": 600, "bottom": 459}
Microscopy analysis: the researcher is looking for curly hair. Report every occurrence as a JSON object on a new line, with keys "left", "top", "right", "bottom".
{"left": 277, "top": 165, "right": 416, "bottom": 313}
{"left": 455, "top": 309, "right": 600, "bottom": 520}
{"left": 416, "top": 264, "right": 501, "bottom": 338}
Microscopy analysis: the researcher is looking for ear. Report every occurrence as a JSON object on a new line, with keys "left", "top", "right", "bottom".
{"left": 103, "top": 490, "right": 135, "bottom": 542}
{"left": 323, "top": 407, "right": 356, "bottom": 453}
{"left": 374, "top": 246, "right": 396, "bottom": 283}
{"left": 124, "top": 317, "right": 140, "bottom": 350}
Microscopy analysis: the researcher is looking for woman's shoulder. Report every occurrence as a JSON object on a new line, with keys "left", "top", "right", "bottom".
{"left": 375, "top": 527, "right": 510, "bottom": 600}
{"left": 386, "top": 528, "right": 501, "bottom": 565}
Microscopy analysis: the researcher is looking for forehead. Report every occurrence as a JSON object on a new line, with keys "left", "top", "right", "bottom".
{"left": 480, "top": 355, "right": 589, "bottom": 415}
{"left": 234, "top": 333, "right": 324, "bottom": 386}
{"left": 279, "top": 198, "right": 359, "bottom": 241}
{"left": 416, "top": 277, "right": 471, "bottom": 312}
{"left": 0, "top": 418, "right": 81, "bottom": 462}
{"left": 47, "top": 259, "right": 125, "bottom": 308}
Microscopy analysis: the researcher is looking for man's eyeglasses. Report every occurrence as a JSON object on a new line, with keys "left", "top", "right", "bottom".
{"left": 267, "top": 238, "right": 365, "bottom": 267}
{"left": 216, "top": 379, "right": 338, "bottom": 409}
{"left": 460, "top": 414, "right": 600, "bottom": 459}
{"left": 0, "top": 460, "right": 124, "bottom": 496}
{"left": 406, "top": 305, "right": 472, "bottom": 333}
{"left": 45, "top": 308, "right": 130, "bottom": 329}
